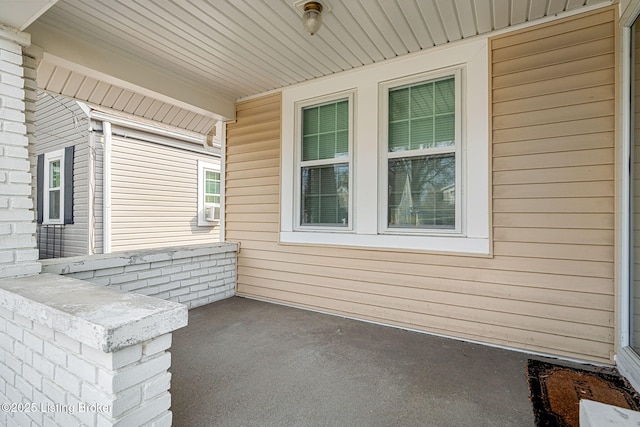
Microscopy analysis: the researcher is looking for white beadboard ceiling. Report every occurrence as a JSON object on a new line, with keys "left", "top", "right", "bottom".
{"left": 27, "top": 0, "right": 612, "bottom": 128}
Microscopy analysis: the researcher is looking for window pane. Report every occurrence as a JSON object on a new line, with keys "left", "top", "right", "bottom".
{"left": 388, "top": 154, "right": 455, "bottom": 229}
{"left": 50, "top": 160, "right": 61, "bottom": 189}
{"left": 302, "top": 99, "right": 349, "bottom": 162}
{"left": 206, "top": 172, "right": 220, "bottom": 193}
{"left": 389, "top": 121, "right": 409, "bottom": 152}
{"left": 303, "top": 135, "right": 319, "bottom": 161}
{"left": 336, "top": 100, "right": 349, "bottom": 130}
{"left": 389, "top": 88, "right": 409, "bottom": 121}
{"left": 435, "top": 78, "right": 455, "bottom": 114}
{"left": 336, "top": 130, "right": 348, "bottom": 157}
{"left": 301, "top": 164, "right": 349, "bottom": 226}
{"left": 410, "top": 83, "right": 433, "bottom": 118}
{"left": 204, "top": 170, "right": 220, "bottom": 206}
{"left": 206, "top": 182, "right": 219, "bottom": 194}
{"left": 389, "top": 76, "right": 455, "bottom": 153}
{"left": 410, "top": 117, "right": 434, "bottom": 150}
{"left": 319, "top": 132, "right": 336, "bottom": 160}
{"left": 434, "top": 113, "right": 455, "bottom": 147}
{"left": 49, "top": 189, "right": 60, "bottom": 220}
{"left": 319, "top": 103, "right": 336, "bottom": 133}
{"left": 303, "top": 107, "right": 319, "bottom": 135}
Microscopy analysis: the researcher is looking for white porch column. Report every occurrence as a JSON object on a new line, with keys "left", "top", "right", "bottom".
{"left": 0, "top": 26, "right": 40, "bottom": 278}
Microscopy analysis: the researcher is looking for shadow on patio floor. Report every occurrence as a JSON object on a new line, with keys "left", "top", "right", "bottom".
{"left": 169, "top": 297, "right": 535, "bottom": 426}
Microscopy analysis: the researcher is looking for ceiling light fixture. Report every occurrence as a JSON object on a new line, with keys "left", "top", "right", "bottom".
{"left": 302, "top": 1, "right": 323, "bottom": 35}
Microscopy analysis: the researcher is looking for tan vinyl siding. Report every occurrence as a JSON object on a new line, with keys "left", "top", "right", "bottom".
{"left": 110, "top": 136, "right": 219, "bottom": 251}
{"left": 226, "top": 8, "right": 616, "bottom": 363}
{"left": 35, "top": 94, "right": 89, "bottom": 256}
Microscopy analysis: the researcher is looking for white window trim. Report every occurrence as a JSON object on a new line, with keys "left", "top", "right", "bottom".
{"left": 197, "top": 160, "right": 221, "bottom": 227}
{"left": 281, "top": 37, "right": 489, "bottom": 255}
{"left": 294, "top": 91, "right": 355, "bottom": 232}
{"left": 43, "top": 149, "right": 65, "bottom": 225}
{"left": 379, "top": 68, "right": 464, "bottom": 236}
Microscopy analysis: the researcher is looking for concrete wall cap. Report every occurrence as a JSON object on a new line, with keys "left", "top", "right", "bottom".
{"left": 0, "top": 273, "right": 188, "bottom": 352}
{"left": 41, "top": 243, "right": 238, "bottom": 274}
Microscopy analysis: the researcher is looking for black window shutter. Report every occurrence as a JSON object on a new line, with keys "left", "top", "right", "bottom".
{"left": 36, "top": 154, "right": 44, "bottom": 224}
{"left": 63, "top": 146, "right": 74, "bottom": 224}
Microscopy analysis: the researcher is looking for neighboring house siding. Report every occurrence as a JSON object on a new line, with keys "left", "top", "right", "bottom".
{"left": 35, "top": 94, "right": 89, "bottom": 257}
{"left": 110, "top": 136, "right": 220, "bottom": 251}
{"left": 226, "top": 8, "right": 616, "bottom": 363}
{"left": 93, "top": 142, "right": 104, "bottom": 255}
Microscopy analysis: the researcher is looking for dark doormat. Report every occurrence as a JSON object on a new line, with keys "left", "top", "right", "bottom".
{"left": 527, "top": 359, "right": 640, "bottom": 426}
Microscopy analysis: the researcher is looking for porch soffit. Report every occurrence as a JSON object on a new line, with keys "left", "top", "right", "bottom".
{"left": 27, "top": 0, "right": 613, "bottom": 105}
{"left": 27, "top": 19, "right": 232, "bottom": 134}
{"left": 14, "top": 0, "right": 616, "bottom": 134}
{"left": 0, "top": 0, "right": 58, "bottom": 31}
{"left": 35, "top": 55, "right": 220, "bottom": 136}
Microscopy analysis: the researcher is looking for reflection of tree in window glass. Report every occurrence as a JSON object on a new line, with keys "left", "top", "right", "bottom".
{"left": 49, "top": 160, "right": 61, "bottom": 220}
{"left": 300, "top": 98, "right": 349, "bottom": 227}
{"left": 388, "top": 155, "right": 455, "bottom": 228}
{"left": 205, "top": 170, "right": 220, "bottom": 204}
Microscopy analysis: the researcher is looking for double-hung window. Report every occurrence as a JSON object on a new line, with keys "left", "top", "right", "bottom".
{"left": 298, "top": 95, "right": 352, "bottom": 229}
{"left": 37, "top": 147, "right": 74, "bottom": 226}
{"left": 205, "top": 170, "right": 221, "bottom": 216}
{"left": 383, "top": 70, "right": 461, "bottom": 233}
{"left": 197, "top": 160, "right": 221, "bottom": 226}
{"left": 43, "top": 149, "right": 64, "bottom": 224}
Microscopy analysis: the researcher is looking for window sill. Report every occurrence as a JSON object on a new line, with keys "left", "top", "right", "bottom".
{"left": 279, "top": 231, "right": 489, "bottom": 255}
{"left": 197, "top": 220, "right": 219, "bottom": 228}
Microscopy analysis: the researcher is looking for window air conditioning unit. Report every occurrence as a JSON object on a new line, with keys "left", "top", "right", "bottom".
{"left": 206, "top": 205, "right": 220, "bottom": 222}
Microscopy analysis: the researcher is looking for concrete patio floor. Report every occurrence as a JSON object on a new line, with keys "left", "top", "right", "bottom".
{"left": 169, "top": 296, "right": 538, "bottom": 426}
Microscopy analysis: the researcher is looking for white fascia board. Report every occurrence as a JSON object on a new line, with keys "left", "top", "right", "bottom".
{"left": 0, "top": 23, "right": 31, "bottom": 46}
{"left": 28, "top": 20, "right": 236, "bottom": 121}
{"left": 0, "top": 0, "right": 58, "bottom": 32}
{"left": 90, "top": 110, "right": 206, "bottom": 145}
{"left": 75, "top": 100, "right": 91, "bottom": 118}
{"left": 621, "top": 0, "right": 640, "bottom": 25}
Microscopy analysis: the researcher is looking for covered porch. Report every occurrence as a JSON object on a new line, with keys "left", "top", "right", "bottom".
{"left": 3, "top": 1, "right": 640, "bottom": 426}
{"left": 170, "top": 296, "right": 535, "bottom": 426}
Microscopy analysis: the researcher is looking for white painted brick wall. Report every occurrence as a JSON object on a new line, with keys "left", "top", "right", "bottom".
{"left": 0, "top": 274, "right": 187, "bottom": 427}
{"left": 41, "top": 243, "right": 238, "bottom": 309}
{"left": 0, "top": 310, "right": 175, "bottom": 426}
{"left": 0, "top": 30, "right": 39, "bottom": 279}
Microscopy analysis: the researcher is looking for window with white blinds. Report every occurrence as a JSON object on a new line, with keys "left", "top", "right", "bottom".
{"left": 298, "top": 95, "right": 352, "bottom": 229}
{"left": 385, "top": 73, "right": 460, "bottom": 232}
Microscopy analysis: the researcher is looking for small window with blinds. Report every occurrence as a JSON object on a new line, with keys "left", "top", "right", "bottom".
{"left": 384, "top": 71, "right": 461, "bottom": 233}
{"left": 298, "top": 95, "right": 352, "bottom": 229}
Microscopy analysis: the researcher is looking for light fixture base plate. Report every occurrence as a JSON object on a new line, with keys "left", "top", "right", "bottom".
{"left": 293, "top": 0, "right": 332, "bottom": 14}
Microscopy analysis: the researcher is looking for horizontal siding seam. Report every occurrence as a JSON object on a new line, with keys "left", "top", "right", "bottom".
{"left": 492, "top": 33, "right": 614, "bottom": 66}
{"left": 489, "top": 7, "right": 615, "bottom": 49}
{"left": 236, "top": 283, "right": 613, "bottom": 345}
